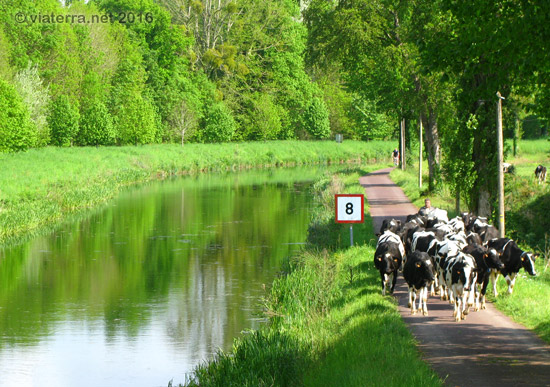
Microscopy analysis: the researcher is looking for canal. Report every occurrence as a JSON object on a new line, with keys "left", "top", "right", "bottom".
{"left": 0, "top": 167, "right": 331, "bottom": 386}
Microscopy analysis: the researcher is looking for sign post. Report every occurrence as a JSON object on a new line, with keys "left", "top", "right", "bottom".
{"left": 335, "top": 194, "right": 364, "bottom": 246}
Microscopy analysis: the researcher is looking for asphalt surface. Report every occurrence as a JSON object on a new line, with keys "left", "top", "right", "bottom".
{"left": 360, "top": 167, "right": 550, "bottom": 387}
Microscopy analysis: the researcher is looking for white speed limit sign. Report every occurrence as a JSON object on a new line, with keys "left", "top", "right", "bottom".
{"left": 335, "top": 194, "right": 364, "bottom": 223}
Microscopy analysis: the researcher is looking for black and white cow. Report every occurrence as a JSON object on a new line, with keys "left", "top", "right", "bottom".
{"left": 403, "top": 251, "right": 435, "bottom": 316}
{"left": 411, "top": 230, "right": 438, "bottom": 253}
{"left": 535, "top": 165, "right": 547, "bottom": 184}
{"left": 379, "top": 218, "right": 402, "bottom": 235}
{"left": 462, "top": 244, "right": 504, "bottom": 310}
{"left": 486, "top": 238, "right": 538, "bottom": 296}
{"left": 428, "top": 239, "right": 461, "bottom": 300}
{"left": 466, "top": 231, "right": 483, "bottom": 246}
{"left": 442, "top": 252, "right": 477, "bottom": 321}
{"left": 449, "top": 216, "right": 465, "bottom": 233}
{"left": 374, "top": 231, "right": 406, "bottom": 295}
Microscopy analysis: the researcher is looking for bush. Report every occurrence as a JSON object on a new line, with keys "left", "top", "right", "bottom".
{"left": 48, "top": 95, "right": 80, "bottom": 147}
{"left": 202, "top": 102, "right": 236, "bottom": 143}
{"left": 303, "top": 97, "right": 331, "bottom": 139}
{"left": 0, "top": 79, "right": 36, "bottom": 152}
{"left": 77, "top": 99, "right": 116, "bottom": 146}
{"left": 115, "top": 94, "right": 159, "bottom": 145}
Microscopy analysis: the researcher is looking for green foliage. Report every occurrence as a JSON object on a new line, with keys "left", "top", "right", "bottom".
{"left": 13, "top": 63, "right": 51, "bottom": 146}
{"left": 48, "top": 95, "right": 80, "bottom": 147}
{"left": 77, "top": 99, "right": 116, "bottom": 146}
{"left": 0, "top": 79, "right": 36, "bottom": 152}
{"left": 187, "top": 330, "right": 308, "bottom": 386}
{"left": 351, "top": 99, "right": 395, "bottom": 141}
{"left": 303, "top": 97, "right": 331, "bottom": 139}
{"left": 201, "top": 102, "right": 236, "bottom": 143}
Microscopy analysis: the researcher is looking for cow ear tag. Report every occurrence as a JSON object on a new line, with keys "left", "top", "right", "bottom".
{"left": 457, "top": 270, "right": 461, "bottom": 274}
{"left": 416, "top": 263, "right": 421, "bottom": 268}
{"left": 483, "top": 254, "right": 488, "bottom": 259}
{"left": 378, "top": 257, "right": 382, "bottom": 261}
{"left": 521, "top": 257, "right": 525, "bottom": 261}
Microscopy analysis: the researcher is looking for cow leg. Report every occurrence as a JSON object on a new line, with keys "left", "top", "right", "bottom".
{"left": 408, "top": 287, "right": 413, "bottom": 308}
{"left": 461, "top": 292, "right": 468, "bottom": 320}
{"left": 389, "top": 272, "right": 397, "bottom": 294}
{"left": 421, "top": 287, "right": 429, "bottom": 316}
{"left": 473, "top": 283, "right": 480, "bottom": 312}
{"left": 481, "top": 275, "right": 489, "bottom": 309}
{"left": 467, "top": 277, "right": 476, "bottom": 308}
{"left": 411, "top": 289, "right": 417, "bottom": 314}
{"left": 490, "top": 271, "right": 499, "bottom": 297}
{"left": 439, "top": 272, "right": 447, "bottom": 300}
{"left": 381, "top": 273, "right": 387, "bottom": 296}
{"left": 505, "top": 273, "right": 517, "bottom": 294}
{"left": 453, "top": 294, "right": 461, "bottom": 321}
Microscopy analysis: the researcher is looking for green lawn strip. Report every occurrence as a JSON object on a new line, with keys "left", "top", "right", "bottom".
{"left": 389, "top": 150, "right": 550, "bottom": 345}
{"left": 184, "top": 167, "right": 442, "bottom": 386}
{"left": 0, "top": 140, "right": 394, "bottom": 245}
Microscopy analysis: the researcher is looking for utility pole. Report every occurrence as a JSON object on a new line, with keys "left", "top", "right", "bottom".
{"left": 496, "top": 91, "right": 505, "bottom": 238}
{"left": 419, "top": 116, "right": 423, "bottom": 188}
{"left": 401, "top": 118, "right": 406, "bottom": 171}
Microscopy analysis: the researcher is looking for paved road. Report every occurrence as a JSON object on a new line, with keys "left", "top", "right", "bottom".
{"left": 360, "top": 167, "right": 550, "bottom": 387}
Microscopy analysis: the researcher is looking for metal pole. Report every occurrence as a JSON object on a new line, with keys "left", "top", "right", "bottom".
{"left": 419, "top": 116, "right": 423, "bottom": 188}
{"left": 497, "top": 91, "right": 505, "bottom": 237}
{"left": 350, "top": 225, "right": 354, "bottom": 247}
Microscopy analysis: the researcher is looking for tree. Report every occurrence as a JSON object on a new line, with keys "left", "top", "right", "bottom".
{"left": 201, "top": 102, "right": 236, "bottom": 143}
{"left": 0, "top": 79, "right": 36, "bottom": 152}
{"left": 169, "top": 100, "right": 198, "bottom": 146}
{"left": 303, "top": 97, "right": 330, "bottom": 139}
{"left": 304, "top": 0, "right": 446, "bottom": 188}
{"left": 48, "top": 95, "right": 79, "bottom": 147}
{"left": 78, "top": 99, "right": 116, "bottom": 146}
{"left": 13, "top": 63, "right": 51, "bottom": 146}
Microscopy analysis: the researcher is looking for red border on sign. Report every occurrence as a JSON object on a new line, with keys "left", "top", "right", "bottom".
{"left": 335, "top": 194, "right": 364, "bottom": 223}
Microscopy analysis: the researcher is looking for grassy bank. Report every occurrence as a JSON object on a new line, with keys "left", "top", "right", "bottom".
{"left": 0, "top": 140, "right": 393, "bottom": 245}
{"left": 183, "top": 167, "right": 441, "bottom": 386}
{"left": 390, "top": 140, "right": 550, "bottom": 344}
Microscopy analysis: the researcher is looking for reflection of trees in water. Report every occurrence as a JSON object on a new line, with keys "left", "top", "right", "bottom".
{"left": 0, "top": 168, "right": 321, "bottom": 353}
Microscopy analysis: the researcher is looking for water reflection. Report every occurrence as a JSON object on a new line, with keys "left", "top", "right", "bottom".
{"left": 0, "top": 167, "right": 329, "bottom": 386}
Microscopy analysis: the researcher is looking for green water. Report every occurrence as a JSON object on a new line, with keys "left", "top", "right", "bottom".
{"left": 0, "top": 167, "right": 329, "bottom": 386}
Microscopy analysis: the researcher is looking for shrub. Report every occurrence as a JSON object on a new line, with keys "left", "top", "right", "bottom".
{"left": 0, "top": 79, "right": 36, "bottom": 152}
{"left": 115, "top": 94, "right": 159, "bottom": 145}
{"left": 304, "top": 97, "right": 331, "bottom": 139}
{"left": 77, "top": 99, "right": 116, "bottom": 146}
{"left": 202, "top": 102, "right": 236, "bottom": 143}
{"left": 48, "top": 95, "right": 80, "bottom": 147}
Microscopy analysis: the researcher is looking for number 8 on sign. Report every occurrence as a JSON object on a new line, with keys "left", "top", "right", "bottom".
{"left": 335, "top": 195, "right": 364, "bottom": 223}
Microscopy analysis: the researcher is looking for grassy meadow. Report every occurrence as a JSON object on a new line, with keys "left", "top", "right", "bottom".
{"left": 0, "top": 140, "right": 394, "bottom": 245}
{"left": 390, "top": 139, "right": 550, "bottom": 344}
{"left": 184, "top": 168, "right": 441, "bottom": 386}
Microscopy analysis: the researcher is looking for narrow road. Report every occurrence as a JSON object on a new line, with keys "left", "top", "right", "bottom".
{"left": 360, "top": 167, "right": 550, "bottom": 387}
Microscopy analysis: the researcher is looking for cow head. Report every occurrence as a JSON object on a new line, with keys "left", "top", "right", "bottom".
{"left": 485, "top": 248, "right": 505, "bottom": 271}
{"left": 376, "top": 253, "right": 399, "bottom": 274}
{"left": 415, "top": 259, "right": 435, "bottom": 284}
{"left": 520, "top": 252, "right": 538, "bottom": 276}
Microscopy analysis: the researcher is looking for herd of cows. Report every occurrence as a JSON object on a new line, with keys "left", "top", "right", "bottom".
{"left": 374, "top": 210, "right": 539, "bottom": 322}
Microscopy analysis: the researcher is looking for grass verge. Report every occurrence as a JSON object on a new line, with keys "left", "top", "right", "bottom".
{"left": 0, "top": 140, "right": 393, "bottom": 246}
{"left": 390, "top": 140, "right": 550, "bottom": 344}
{"left": 183, "top": 167, "right": 441, "bottom": 386}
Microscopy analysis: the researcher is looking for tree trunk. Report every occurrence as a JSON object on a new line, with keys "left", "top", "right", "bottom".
{"left": 421, "top": 109, "right": 441, "bottom": 191}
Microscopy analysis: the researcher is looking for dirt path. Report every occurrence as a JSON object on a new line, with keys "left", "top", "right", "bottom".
{"left": 360, "top": 167, "right": 550, "bottom": 387}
